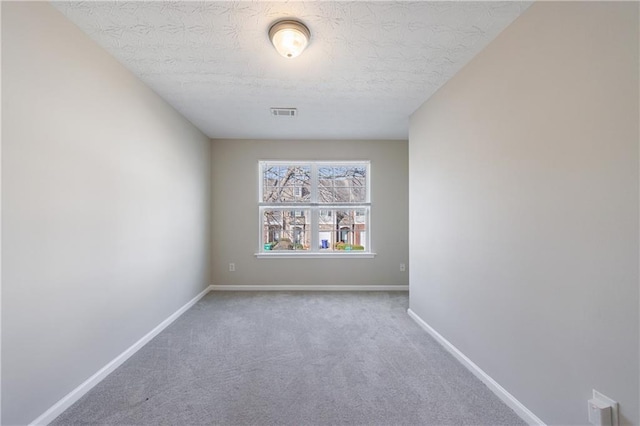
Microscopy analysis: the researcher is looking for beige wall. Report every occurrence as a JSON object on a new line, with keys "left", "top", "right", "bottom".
{"left": 211, "top": 139, "right": 408, "bottom": 288}
{"left": 409, "top": 2, "right": 639, "bottom": 424}
{"left": 1, "top": 2, "right": 212, "bottom": 424}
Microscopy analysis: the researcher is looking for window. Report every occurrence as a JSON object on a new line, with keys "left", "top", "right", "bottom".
{"left": 259, "top": 161, "right": 371, "bottom": 255}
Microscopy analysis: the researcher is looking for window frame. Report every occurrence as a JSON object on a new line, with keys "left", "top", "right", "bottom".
{"left": 256, "top": 160, "right": 374, "bottom": 258}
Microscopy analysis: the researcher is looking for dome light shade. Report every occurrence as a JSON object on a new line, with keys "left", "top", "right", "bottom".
{"left": 269, "top": 20, "right": 310, "bottom": 59}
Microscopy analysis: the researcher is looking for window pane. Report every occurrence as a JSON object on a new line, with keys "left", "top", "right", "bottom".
{"left": 318, "top": 166, "right": 333, "bottom": 203}
{"left": 318, "top": 209, "right": 335, "bottom": 251}
{"left": 317, "top": 164, "right": 367, "bottom": 204}
{"left": 262, "top": 165, "right": 310, "bottom": 203}
{"left": 350, "top": 186, "right": 366, "bottom": 202}
{"left": 317, "top": 208, "right": 367, "bottom": 251}
{"left": 318, "top": 184, "right": 333, "bottom": 203}
{"left": 263, "top": 209, "right": 310, "bottom": 251}
{"left": 319, "top": 167, "right": 333, "bottom": 178}
{"left": 349, "top": 167, "right": 367, "bottom": 202}
{"left": 333, "top": 166, "right": 348, "bottom": 180}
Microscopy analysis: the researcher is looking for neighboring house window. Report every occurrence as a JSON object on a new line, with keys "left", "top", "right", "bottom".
{"left": 259, "top": 161, "right": 370, "bottom": 254}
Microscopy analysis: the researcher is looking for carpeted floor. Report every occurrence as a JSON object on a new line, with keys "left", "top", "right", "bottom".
{"left": 51, "top": 291, "right": 525, "bottom": 425}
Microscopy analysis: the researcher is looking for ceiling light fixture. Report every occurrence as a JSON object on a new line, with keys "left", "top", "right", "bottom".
{"left": 269, "top": 19, "right": 310, "bottom": 59}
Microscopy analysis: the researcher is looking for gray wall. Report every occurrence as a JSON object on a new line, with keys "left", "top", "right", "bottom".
{"left": 1, "top": 2, "right": 211, "bottom": 424}
{"left": 409, "top": 2, "right": 639, "bottom": 424}
{"left": 211, "top": 139, "right": 408, "bottom": 287}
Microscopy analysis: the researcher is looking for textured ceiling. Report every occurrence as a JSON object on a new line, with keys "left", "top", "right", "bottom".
{"left": 52, "top": 1, "right": 531, "bottom": 140}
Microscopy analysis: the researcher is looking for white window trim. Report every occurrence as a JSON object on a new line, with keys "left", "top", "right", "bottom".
{"left": 257, "top": 161, "right": 374, "bottom": 257}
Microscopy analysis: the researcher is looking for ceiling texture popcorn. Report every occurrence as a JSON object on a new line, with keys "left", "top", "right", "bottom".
{"left": 53, "top": 1, "right": 531, "bottom": 140}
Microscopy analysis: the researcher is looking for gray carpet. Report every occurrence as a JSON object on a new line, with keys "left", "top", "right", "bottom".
{"left": 51, "top": 292, "right": 525, "bottom": 425}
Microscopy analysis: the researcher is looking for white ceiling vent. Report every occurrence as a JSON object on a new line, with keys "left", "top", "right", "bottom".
{"left": 270, "top": 107, "right": 297, "bottom": 117}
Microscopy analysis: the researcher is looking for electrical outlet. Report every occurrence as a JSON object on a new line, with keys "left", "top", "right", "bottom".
{"left": 400, "top": 263, "right": 406, "bottom": 272}
{"left": 229, "top": 263, "right": 235, "bottom": 272}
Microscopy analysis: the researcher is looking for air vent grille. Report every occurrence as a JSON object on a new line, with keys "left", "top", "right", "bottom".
{"left": 270, "top": 107, "right": 297, "bottom": 117}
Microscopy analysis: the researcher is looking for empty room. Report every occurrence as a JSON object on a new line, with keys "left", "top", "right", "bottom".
{"left": 2, "top": 1, "right": 638, "bottom": 425}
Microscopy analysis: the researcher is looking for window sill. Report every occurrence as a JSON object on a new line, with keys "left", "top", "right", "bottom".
{"left": 255, "top": 252, "right": 376, "bottom": 259}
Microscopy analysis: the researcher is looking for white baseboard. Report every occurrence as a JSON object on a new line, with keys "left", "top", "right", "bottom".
{"left": 210, "top": 284, "right": 409, "bottom": 291}
{"left": 30, "top": 285, "right": 213, "bottom": 426}
{"left": 407, "top": 308, "right": 545, "bottom": 426}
